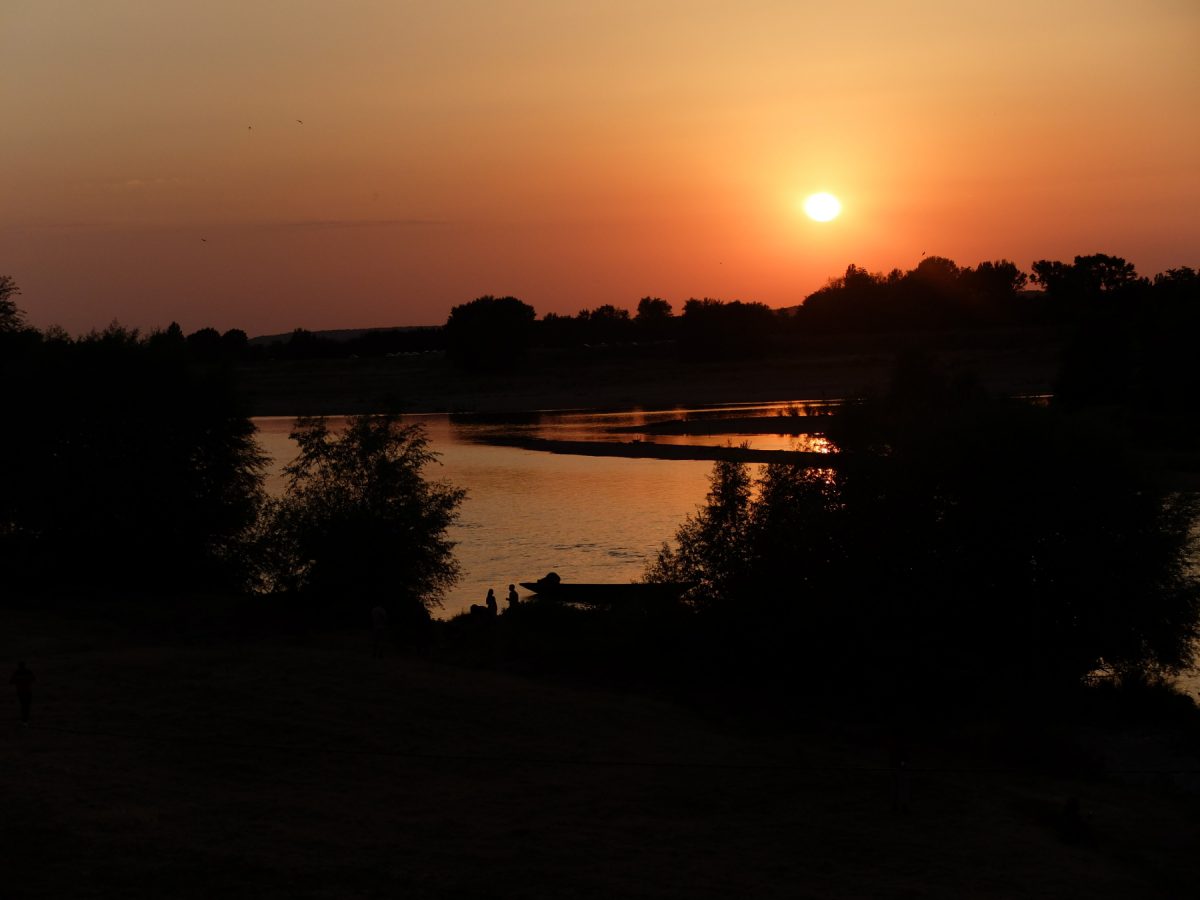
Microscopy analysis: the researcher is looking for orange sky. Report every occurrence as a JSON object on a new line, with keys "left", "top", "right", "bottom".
{"left": 2, "top": 1, "right": 1197, "bottom": 335}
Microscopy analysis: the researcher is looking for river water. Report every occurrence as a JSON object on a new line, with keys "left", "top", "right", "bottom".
{"left": 254, "top": 402, "right": 822, "bottom": 618}
{"left": 253, "top": 405, "right": 1199, "bottom": 700}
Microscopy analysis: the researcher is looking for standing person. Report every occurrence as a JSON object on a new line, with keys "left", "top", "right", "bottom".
{"left": 485, "top": 588, "right": 498, "bottom": 616}
{"left": 10, "top": 662, "right": 34, "bottom": 725}
{"left": 506, "top": 584, "right": 519, "bottom": 608}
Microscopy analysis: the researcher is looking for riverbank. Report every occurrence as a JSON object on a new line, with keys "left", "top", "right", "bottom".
{"left": 3, "top": 605, "right": 1197, "bottom": 899}
{"left": 474, "top": 434, "right": 835, "bottom": 464}
{"left": 233, "top": 332, "right": 1061, "bottom": 416}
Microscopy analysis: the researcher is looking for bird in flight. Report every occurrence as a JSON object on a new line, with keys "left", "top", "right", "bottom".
{"left": 296, "top": 119, "right": 304, "bottom": 125}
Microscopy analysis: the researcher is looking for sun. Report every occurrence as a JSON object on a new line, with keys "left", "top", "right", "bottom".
{"left": 802, "top": 192, "right": 842, "bottom": 222}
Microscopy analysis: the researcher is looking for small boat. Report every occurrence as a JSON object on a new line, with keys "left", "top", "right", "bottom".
{"left": 520, "top": 573, "right": 692, "bottom": 605}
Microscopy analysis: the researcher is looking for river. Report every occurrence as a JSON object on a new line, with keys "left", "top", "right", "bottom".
{"left": 254, "top": 402, "right": 821, "bottom": 618}
{"left": 253, "top": 405, "right": 1199, "bottom": 701}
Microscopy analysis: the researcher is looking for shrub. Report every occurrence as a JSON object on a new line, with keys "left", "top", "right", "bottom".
{"left": 258, "top": 415, "right": 465, "bottom": 616}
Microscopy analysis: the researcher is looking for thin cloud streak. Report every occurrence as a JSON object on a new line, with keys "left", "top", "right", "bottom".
{"left": 4, "top": 219, "right": 452, "bottom": 234}
{"left": 264, "top": 219, "right": 451, "bottom": 230}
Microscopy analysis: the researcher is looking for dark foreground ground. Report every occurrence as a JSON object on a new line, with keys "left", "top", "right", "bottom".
{"left": 3, "top": 607, "right": 1198, "bottom": 899}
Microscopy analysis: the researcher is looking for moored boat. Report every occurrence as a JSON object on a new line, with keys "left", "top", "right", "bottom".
{"left": 519, "top": 573, "right": 692, "bottom": 605}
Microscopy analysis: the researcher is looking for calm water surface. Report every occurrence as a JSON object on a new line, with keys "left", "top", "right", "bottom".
{"left": 254, "top": 402, "right": 825, "bottom": 618}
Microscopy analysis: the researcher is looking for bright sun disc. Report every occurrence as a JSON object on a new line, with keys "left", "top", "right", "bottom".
{"left": 803, "top": 192, "right": 842, "bottom": 222}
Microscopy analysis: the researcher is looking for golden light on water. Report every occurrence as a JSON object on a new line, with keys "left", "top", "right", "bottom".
{"left": 803, "top": 192, "right": 842, "bottom": 222}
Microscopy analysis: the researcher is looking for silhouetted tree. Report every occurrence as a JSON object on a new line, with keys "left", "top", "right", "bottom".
{"left": 636, "top": 297, "right": 672, "bottom": 321}
{"left": 646, "top": 457, "right": 752, "bottom": 605}
{"left": 1143, "top": 269, "right": 1200, "bottom": 417}
{"left": 1031, "top": 255, "right": 1148, "bottom": 407}
{"left": 537, "top": 311, "right": 577, "bottom": 347}
{"left": 893, "top": 256, "right": 964, "bottom": 327}
{"left": 1151, "top": 266, "right": 1200, "bottom": 298}
{"left": 186, "top": 326, "right": 224, "bottom": 360}
{"left": 445, "top": 295, "right": 537, "bottom": 370}
{"left": 908, "top": 255, "right": 960, "bottom": 286}
{"left": 647, "top": 357, "right": 1199, "bottom": 700}
{"left": 0, "top": 275, "right": 25, "bottom": 333}
{"left": 1031, "top": 253, "right": 1148, "bottom": 317}
{"left": 635, "top": 297, "right": 674, "bottom": 341}
{"left": 1, "top": 324, "right": 266, "bottom": 592}
{"left": 680, "top": 298, "right": 777, "bottom": 358}
{"left": 577, "top": 304, "right": 634, "bottom": 344}
{"left": 1072, "top": 253, "right": 1145, "bottom": 295}
{"left": 146, "top": 321, "right": 187, "bottom": 355}
{"left": 1058, "top": 265, "right": 1200, "bottom": 452}
{"left": 801, "top": 258, "right": 1044, "bottom": 331}
{"left": 957, "top": 260, "right": 1030, "bottom": 323}
{"left": 219, "top": 327, "right": 247, "bottom": 354}
{"left": 259, "top": 415, "right": 465, "bottom": 615}
{"left": 0, "top": 275, "right": 40, "bottom": 358}
{"left": 800, "top": 264, "right": 896, "bottom": 332}
{"left": 961, "top": 260, "right": 1028, "bottom": 299}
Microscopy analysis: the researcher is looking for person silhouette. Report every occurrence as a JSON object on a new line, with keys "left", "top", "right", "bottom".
{"left": 507, "top": 584, "right": 519, "bottom": 608}
{"left": 485, "top": 588, "right": 498, "bottom": 616}
{"left": 11, "top": 662, "right": 34, "bottom": 725}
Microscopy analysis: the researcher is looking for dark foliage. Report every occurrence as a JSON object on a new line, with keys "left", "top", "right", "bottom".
{"left": 0, "top": 322, "right": 266, "bottom": 593}
{"left": 1045, "top": 259, "right": 1199, "bottom": 452}
{"left": 634, "top": 296, "right": 674, "bottom": 341}
{"left": 800, "top": 257, "right": 1033, "bottom": 332}
{"left": 1139, "top": 267, "right": 1200, "bottom": 420}
{"left": 647, "top": 357, "right": 1199, "bottom": 702}
{"left": 0, "top": 276, "right": 40, "bottom": 359}
{"left": 575, "top": 304, "right": 635, "bottom": 344}
{"left": 1031, "top": 253, "right": 1147, "bottom": 315}
{"left": 0, "top": 274, "right": 26, "bottom": 333}
{"left": 256, "top": 415, "right": 465, "bottom": 616}
{"left": 158, "top": 254, "right": 1192, "bottom": 369}
{"left": 445, "top": 295, "right": 537, "bottom": 370}
{"left": 680, "top": 298, "right": 777, "bottom": 358}
{"left": 537, "top": 303, "right": 649, "bottom": 348}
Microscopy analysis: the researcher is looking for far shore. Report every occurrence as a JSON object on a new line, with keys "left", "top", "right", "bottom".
{"left": 234, "top": 334, "right": 1061, "bottom": 417}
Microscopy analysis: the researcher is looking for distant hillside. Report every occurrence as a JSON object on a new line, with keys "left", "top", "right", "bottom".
{"left": 249, "top": 325, "right": 440, "bottom": 345}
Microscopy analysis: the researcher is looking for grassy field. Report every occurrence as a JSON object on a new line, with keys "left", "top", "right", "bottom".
{"left": 3, "top": 605, "right": 1198, "bottom": 899}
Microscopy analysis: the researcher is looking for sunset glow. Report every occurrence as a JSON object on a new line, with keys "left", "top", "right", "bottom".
{"left": 803, "top": 194, "right": 842, "bottom": 223}
{"left": 2, "top": 1, "right": 1197, "bottom": 334}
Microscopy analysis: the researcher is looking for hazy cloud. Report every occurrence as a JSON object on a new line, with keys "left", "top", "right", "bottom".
{"left": 264, "top": 219, "right": 450, "bottom": 230}
{"left": 117, "top": 177, "right": 188, "bottom": 190}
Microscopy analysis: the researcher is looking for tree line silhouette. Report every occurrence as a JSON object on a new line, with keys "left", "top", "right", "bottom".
{"left": 2, "top": 253, "right": 1196, "bottom": 706}
{"left": 642, "top": 356, "right": 1198, "bottom": 704}
{"left": 18, "top": 254, "right": 1182, "bottom": 367}
{"left": 1, "top": 320, "right": 266, "bottom": 593}
{"left": 1, "top": 298, "right": 462, "bottom": 627}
